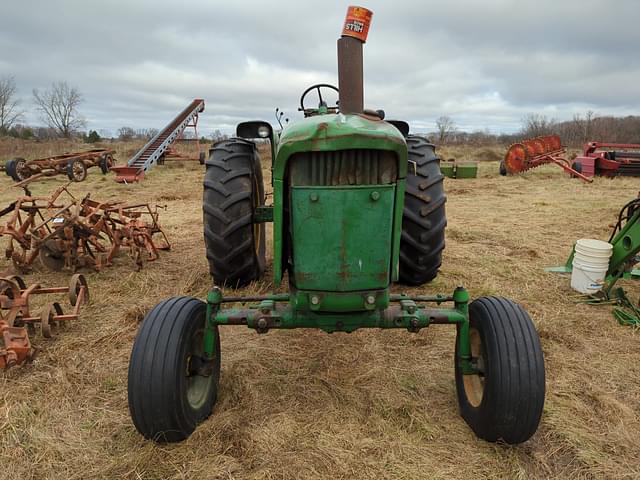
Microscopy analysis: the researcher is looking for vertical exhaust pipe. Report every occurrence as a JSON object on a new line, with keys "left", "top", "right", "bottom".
{"left": 337, "top": 6, "right": 373, "bottom": 115}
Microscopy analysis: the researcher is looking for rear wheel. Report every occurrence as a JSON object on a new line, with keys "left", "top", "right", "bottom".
{"left": 128, "top": 296, "right": 221, "bottom": 442}
{"left": 455, "top": 296, "right": 545, "bottom": 444}
{"left": 203, "top": 138, "right": 265, "bottom": 287}
{"left": 67, "top": 159, "right": 87, "bottom": 182}
{"left": 399, "top": 135, "right": 446, "bottom": 285}
{"left": 6, "top": 157, "right": 28, "bottom": 182}
{"left": 99, "top": 154, "right": 114, "bottom": 174}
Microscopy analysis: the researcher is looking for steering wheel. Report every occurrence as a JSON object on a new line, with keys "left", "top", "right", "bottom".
{"left": 299, "top": 83, "right": 339, "bottom": 115}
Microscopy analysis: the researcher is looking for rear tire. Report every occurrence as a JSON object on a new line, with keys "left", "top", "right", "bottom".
{"left": 399, "top": 135, "right": 446, "bottom": 285}
{"left": 6, "top": 157, "right": 28, "bottom": 182}
{"left": 99, "top": 154, "right": 114, "bottom": 174}
{"left": 128, "top": 296, "right": 221, "bottom": 442}
{"left": 455, "top": 296, "right": 545, "bottom": 444}
{"left": 203, "top": 138, "right": 265, "bottom": 287}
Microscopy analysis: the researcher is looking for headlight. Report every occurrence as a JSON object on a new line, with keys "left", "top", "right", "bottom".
{"left": 257, "top": 125, "right": 270, "bottom": 138}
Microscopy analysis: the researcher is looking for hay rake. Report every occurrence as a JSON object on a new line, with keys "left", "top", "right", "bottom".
{"left": 500, "top": 134, "right": 593, "bottom": 183}
{"left": 0, "top": 274, "right": 88, "bottom": 369}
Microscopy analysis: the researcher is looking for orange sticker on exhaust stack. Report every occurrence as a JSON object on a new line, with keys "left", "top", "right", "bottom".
{"left": 342, "top": 6, "right": 373, "bottom": 42}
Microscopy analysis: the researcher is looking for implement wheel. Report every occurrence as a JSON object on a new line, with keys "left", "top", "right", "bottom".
{"left": 39, "top": 239, "right": 66, "bottom": 271}
{"left": 99, "top": 154, "right": 114, "bottom": 174}
{"left": 455, "top": 296, "right": 545, "bottom": 444}
{"left": 67, "top": 159, "right": 87, "bottom": 182}
{"left": 203, "top": 138, "right": 265, "bottom": 287}
{"left": 6, "top": 158, "right": 28, "bottom": 182}
{"left": 128, "top": 296, "right": 221, "bottom": 442}
{"left": 398, "top": 135, "right": 446, "bottom": 285}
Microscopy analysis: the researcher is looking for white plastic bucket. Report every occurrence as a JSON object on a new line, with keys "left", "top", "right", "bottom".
{"left": 570, "top": 239, "right": 612, "bottom": 294}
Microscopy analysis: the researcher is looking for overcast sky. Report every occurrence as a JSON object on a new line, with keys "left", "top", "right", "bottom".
{"left": 1, "top": 0, "right": 639, "bottom": 136}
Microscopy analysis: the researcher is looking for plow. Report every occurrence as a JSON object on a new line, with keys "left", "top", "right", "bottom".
{"left": 0, "top": 273, "right": 88, "bottom": 369}
{"left": 0, "top": 185, "right": 170, "bottom": 272}
{"left": 4, "top": 149, "right": 116, "bottom": 184}
{"left": 500, "top": 134, "right": 593, "bottom": 182}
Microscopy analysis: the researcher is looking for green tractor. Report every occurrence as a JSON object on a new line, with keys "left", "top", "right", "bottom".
{"left": 128, "top": 8, "right": 545, "bottom": 445}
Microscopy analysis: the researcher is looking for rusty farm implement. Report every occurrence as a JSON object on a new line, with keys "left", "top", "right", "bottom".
{"left": 0, "top": 273, "right": 88, "bottom": 370}
{"left": 4, "top": 149, "right": 116, "bottom": 184}
{"left": 0, "top": 185, "right": 170, "bottom": 272}
{"left": 500, "top": 134, "right": 592, "bottom": 182}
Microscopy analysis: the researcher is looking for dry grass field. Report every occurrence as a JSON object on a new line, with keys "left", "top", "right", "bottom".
{"left": 1, "top": 139, "right": 639, "bottom": 479}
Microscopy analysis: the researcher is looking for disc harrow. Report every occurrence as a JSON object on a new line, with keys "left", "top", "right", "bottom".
{"left": 501, "top": 134, "right": 592, "bottom": 182}
{"left": 0, "top": 274, "right": 88, "bottom": 369}
{"left": 0, "top": 185, "right": 170, "bottom": 272}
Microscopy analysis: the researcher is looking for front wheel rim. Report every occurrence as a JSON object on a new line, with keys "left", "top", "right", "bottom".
{"left": 462, "top": 327, "right": 485, "bottom": 408}
{"left": 185, "top": 329, "right": 213, "bottom": 410}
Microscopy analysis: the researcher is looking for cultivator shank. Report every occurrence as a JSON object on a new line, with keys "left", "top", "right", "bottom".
{"left": 502, "top": 135, "right": 592, "bottom": 182}
{"left": 0, "top": 274, "right": 88, "bottom": 369}
{"left": 0, "top": 185, "right": 170, "bottom": 272}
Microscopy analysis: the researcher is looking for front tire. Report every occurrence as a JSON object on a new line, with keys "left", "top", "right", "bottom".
{"left": 399, "top": 135, "right": 447, "bottom": 285}
{"left": 203, "top": 138, "right": 265, "bottom": 287}
{"left": 455, "top": 296, "right": 545, "bottom": 444}
{"left": 128, "top": 297, "right": 221, "bottom": 442}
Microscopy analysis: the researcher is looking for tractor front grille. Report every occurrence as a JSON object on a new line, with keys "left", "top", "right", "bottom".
{"left": 288, "top": 149, "right": 397, "bottom": 186}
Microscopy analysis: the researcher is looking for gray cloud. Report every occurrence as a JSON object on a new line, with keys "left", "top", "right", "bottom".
{"left": 1, "top": 0, "right": 638, "bottom": 136}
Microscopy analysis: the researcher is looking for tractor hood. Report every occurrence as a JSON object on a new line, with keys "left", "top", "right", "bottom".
{"left": 273, "top": 113, "right": 407, "bottom": 181}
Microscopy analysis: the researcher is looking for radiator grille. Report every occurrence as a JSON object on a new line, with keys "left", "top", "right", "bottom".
{"left": 289, "top": 149, "right": 397, "bottom": 186}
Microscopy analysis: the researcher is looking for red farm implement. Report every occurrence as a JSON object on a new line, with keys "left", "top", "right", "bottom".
{"left": 4, "top": 149, "right": 116, "bottom": 185}
{"left": 572, "top": 142, "right": 640, "bottom": 177}
{"left": 111, "top": 99, "right": 205, "bottom": 183}
{"left": 0, "top": 274, "right": 88, "bottom": 369}
{"left": 500, "top": 134, "right": 592, "bottom": 183}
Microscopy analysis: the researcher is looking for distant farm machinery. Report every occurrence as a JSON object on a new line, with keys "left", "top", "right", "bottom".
{"left": 500, "top": 134, "right": 592, "bottom": 182}
{"left": 501, "top": 136, "right": 640, "bottom": 180}
{"left": 572, "top": 142, "right": 640, "bottom": 177}
{"left": 0, "top": 274, "right": 88, "bottom": 370}
{"left": 4, "top": 149, "right": 116, "bottom": 184}
{"left": 0, "top": 185, "right": 170, "bottom": 272}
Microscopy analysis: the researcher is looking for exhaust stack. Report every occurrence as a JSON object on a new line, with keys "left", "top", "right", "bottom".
{"left": 337, "top": 6, "right": 373, "bottom": 114}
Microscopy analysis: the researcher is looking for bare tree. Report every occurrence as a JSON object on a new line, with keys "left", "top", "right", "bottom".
{"left": 118, "top": 126, "right": 136, "bottom": 141}
{"left": 33, "top": 81, "right": 85, "bottom": 138}
{"left": 521, "top": 113, "right": 556, "bottom": 138}
{"left": 435, "top": 115, "right": 456, "bottom": 144}
{"left": 0, "top": 75, "right": 23, "bottom": 133}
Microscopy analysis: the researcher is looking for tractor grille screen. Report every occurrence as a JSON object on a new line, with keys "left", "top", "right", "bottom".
{"left": 289, "top": 149, "right": 397, "bottom": 186}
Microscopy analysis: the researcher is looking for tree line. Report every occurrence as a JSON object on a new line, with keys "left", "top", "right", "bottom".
{"left": 433, "top": 113, "right": 640, "bottom": 147}
{"left": 3, "top": 74, "right": 638, "bottom": 147}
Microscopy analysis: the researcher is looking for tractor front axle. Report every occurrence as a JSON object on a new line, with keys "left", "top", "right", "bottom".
{"left": 203, "top": 286, "right": 475, "bottom": 375}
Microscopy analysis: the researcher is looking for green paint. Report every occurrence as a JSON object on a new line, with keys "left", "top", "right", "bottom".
{"left": 253, "top": 205, "right": 273, "bottom": 223}
{"left": 207, "top": 286, "right": 468, "bottom": 333}
{"left": 290, "top": 185, "right": 395, "bottom": 291}
{"left": 270, "top": 113, "right": 407, "bottom": 286}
